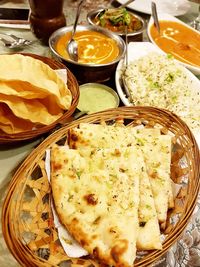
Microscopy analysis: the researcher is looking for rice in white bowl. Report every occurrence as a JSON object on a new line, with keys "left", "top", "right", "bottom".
{"left": 124, "top": 52, "right": 200, "bottom": 132}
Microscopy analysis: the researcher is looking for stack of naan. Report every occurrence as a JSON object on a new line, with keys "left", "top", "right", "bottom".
{"left": 0, "top": 54, "right": 72, "bottom": 134}
{"left": 50, "top": 123, "right": 173, "bottom": 267}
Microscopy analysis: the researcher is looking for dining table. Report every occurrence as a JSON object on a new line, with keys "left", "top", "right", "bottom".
{"left": 0, "top": 0, "right": 200, "bottom": 266}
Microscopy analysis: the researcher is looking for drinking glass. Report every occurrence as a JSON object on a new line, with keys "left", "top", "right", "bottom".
{"left": 189, "top": 0, "right": 200, "bottom": 30}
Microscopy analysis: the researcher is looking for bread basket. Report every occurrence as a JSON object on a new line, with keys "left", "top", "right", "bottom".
{"left": 2, "top": 106, "right": 200, "bottom": 266}
{"left": 0, "top": 53, "right": 79, "bottom": 144}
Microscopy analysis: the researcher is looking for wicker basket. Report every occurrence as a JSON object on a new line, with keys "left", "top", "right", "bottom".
{"left": 0, "top": 53, "right": 79, "bottom": 144}
{"left": 2, "top": 106, "right": 200, "bottom": 267}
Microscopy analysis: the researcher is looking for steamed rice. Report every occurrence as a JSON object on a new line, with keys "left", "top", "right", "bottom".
{"left": 124, "top": 52, "right": 200, "bottom": 132}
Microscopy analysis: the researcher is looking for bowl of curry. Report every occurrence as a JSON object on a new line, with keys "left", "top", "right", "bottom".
{"left": 147, "top": 13, "right": 200, "bottom": 75}
{"left": 87, "top": 8, "right": 146, "bottom": 42}
{"left": 49, "top": 25, "right": 125, "bottom": 83}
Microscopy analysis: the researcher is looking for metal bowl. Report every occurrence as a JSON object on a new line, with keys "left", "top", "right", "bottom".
{"left": 78, "top": 83, "right": 120, "bottom": 114}
{"left": 49, "top": 24, "right": 125, "bottom": 84}
{"left": 87, "top": 8, "right": 146, "bottom": 42}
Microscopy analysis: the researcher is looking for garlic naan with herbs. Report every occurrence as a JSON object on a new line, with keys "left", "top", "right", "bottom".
{"left": 69, "top": 123, "right": 173, "bottom": 224}
{"left": 51, "top": 145, "right": 141, "bottom": 267}
{"left": 48, "top": 122, "right": 175, "bottom": 266}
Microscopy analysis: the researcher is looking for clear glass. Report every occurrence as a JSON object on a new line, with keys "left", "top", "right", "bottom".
{"left": 189, "top": 0, "right": 200, "bottom": 31}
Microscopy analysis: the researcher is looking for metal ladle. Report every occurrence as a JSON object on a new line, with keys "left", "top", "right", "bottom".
{"left": 67, "top": 0, "right": 85, "bottom": 61}
{"left": 151, "top": 2, "right": 160, "bottom": 34}
{"left": 122, "top": 26, "right": 134, "bottom": 103}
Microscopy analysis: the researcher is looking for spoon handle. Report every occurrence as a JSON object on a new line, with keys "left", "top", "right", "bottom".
{"left": 71, "top": 0, "right": 85, "bottom": 39}
{"left": 151, "top": 2, "right": 160, "bottom": 34}
{"left": 122, "top": 25, "right": 134, "bottom": 102}
{"left": 125, "top": 25, "right": 128, "bottom": 68}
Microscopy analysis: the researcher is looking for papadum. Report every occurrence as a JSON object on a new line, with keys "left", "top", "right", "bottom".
{"left": 0, "top": 54, "right": 72, "bottom": 134}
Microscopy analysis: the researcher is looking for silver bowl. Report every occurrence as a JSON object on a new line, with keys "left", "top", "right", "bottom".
{"left": 87, "top": 8, "right": 146, "bottom": 42}
{"left": 49, "top": 24, "right": 125, "bottom": 84}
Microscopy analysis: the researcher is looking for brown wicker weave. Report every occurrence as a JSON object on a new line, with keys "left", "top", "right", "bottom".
{"left": 0, "top": 53, "right": 79, "bottom": 144}
{"left": 2, "top": 106, "right": 200, "bottom": 267}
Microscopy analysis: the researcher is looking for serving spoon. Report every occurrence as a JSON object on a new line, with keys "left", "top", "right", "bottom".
{"left": 67, "top": 0, "right": 85, "bottom": 62}
{"left": 151, "top": 2, "right": 160, "bottom": 34}
{"left": 122, "top": 26, "right": 134, "bottom": 103}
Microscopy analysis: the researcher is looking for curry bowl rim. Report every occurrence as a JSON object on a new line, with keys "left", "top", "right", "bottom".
{"left": 49, "top": 24, "right": 126, "bottom": 67}
{"left": 147, "top": 13, "right": 200, "bottom": 75}
{"left": 87, "top": 8, "right": 146, "bottom": 36}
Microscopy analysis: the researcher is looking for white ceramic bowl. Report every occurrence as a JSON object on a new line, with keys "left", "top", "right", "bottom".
{"left": 147, "top": 13, "right": 200, "bottom": 76}
{"left": 117, "top": 0, "right": 191, "bottom": 16}
{"left": 115, "top": 42, "right": 200, "bottom": 106}
{"left": 115, "top": 41, "right": 200, "bottom": 145}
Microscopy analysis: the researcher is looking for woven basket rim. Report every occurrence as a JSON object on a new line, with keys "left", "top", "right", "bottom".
{"left": 2, "top": 106, "right": 200, "bottom": 267}
{"left": 0, "top": 53, "right": 79, "bottom": 144}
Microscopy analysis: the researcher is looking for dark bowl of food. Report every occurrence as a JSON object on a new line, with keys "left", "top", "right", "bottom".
{"left": 49, "top": 24, "right": 125, "bottom": 84}
{"left": 87, "top": 7, "right": 146, "bottom": 42}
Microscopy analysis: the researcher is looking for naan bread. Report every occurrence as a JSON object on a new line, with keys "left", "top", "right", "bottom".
{"left": 51, "top": 145, "right": 141, "bottom": 267}
{"left": 69, "top": 123, "right": 174, "bottom": 239}
{"left": 69, "top": 123, "right": 137, "bottom": 150}
{"left": 69, "top": 123, "right": 161, "bottom": 150}
{"left": 69, "top": 123, "right": 172, "bottom": 225}
{"left": 137, "top": 163, "right": 162, "bottom": 250}
{"left": 140, "top": 134, "right": 173, "bottom": 224}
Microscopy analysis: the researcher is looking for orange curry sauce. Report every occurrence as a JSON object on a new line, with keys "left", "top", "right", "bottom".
{"left": 150, "top": 21, "right": 200, "bottom": 67}
{"left": 56, "top": 30, "right": 119, "bottom": 64}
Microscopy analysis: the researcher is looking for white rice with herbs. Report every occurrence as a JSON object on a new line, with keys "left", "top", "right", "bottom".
{"left": 124, "top": 52, "right": 200, "bottom": 132}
